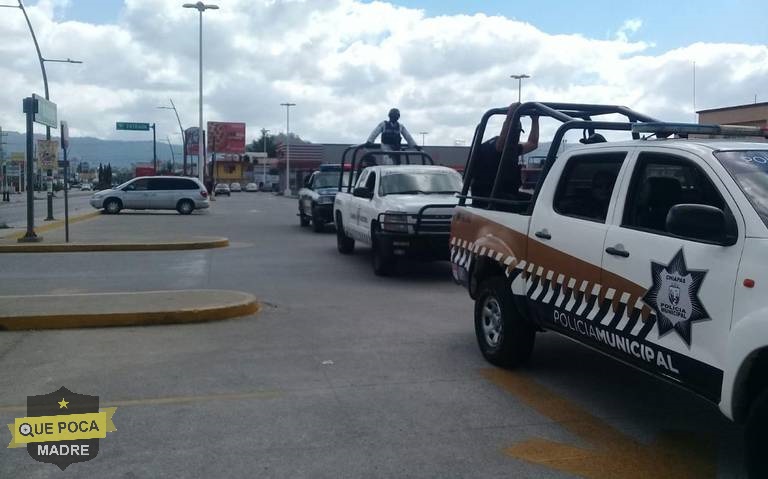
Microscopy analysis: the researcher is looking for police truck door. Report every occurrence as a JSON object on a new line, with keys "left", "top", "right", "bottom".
{"left": 600, "top": 149, "right": 744, "bottom": 403}
{"left": 525, "top": 150, "right": 629, "bottom": 327}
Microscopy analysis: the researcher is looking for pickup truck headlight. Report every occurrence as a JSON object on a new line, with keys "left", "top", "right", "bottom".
{"left": 381, "top": 211, "right": 409, "bottom": 233}
{"left": 317, "top": 195, "right": 335, "bottom": 205}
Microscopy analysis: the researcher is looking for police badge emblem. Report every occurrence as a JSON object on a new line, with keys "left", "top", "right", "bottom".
{"left": 643, "top": 249, "right": 710, "bottom": 346}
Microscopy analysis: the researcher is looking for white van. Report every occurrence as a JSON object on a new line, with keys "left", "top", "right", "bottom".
{"left": 89, "top": 176, "right": 210, "bottom": 215}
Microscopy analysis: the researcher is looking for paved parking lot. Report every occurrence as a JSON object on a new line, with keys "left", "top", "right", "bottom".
{"left": 0, "top": 193, "right": 747, "bottom": 478}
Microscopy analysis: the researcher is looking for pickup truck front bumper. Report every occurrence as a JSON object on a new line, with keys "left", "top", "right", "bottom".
{"left": 376, "top": 204, "right": 455, "bottom": 261}
{"left": 312, "top": 203, "right": 334, "bottom": 223}
{"left": 376, "top": 232, "right": 450, "bottom": 260}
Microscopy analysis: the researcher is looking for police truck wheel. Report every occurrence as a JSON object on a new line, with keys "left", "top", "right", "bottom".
{"left": 336, "top": 215, "right": 354, "bottom": 254}
{"left": 104, "top": 198, "right": 122, "bottom": 215}
{"left": 474, "top": 277, "right": 535, "bottom": 368}
{"left": 746, "top": 389, "right": 768, "bottom": 478}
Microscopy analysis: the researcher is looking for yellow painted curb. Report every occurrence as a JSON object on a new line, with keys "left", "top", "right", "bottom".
{"left": 0, "top": 292, "right": 259, "bottom": 330}
{"left": 11, "top": 210, "right": 102, "bottom": 239}
{"left": 0, "top": 237, "right": 229, "bottom": 253}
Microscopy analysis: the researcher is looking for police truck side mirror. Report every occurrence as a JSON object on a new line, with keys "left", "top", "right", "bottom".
{"left": 666, "top": 204, "right": 736, "bottom": 245}
{"left": 353, "top": 186, "right": 373, "bottom": 199}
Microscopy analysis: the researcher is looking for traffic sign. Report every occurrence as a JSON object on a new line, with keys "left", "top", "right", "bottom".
{"left": 58, "top": 160, "right": 70, "bottom": 168}
{"left": 61, "top": 121, "right": 70, "bottom": 149}
{"left": 10, "top": 152, "right": 24, "bottom": 163}
{"left": 116, "top": 122, "right": 150, "bottom": 131}
{"left": 32, "top": 94, "right": 58, "bottom": 129}
{"left": 37, "top": 139, "right": 59, "bottom": 170}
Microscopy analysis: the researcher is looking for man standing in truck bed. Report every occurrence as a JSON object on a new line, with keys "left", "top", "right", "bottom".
{"left": 367, "top": 108, "right": 419, "bottom": 164}
{"left": 471, "top": 103, "right": 539, "bottom": 203}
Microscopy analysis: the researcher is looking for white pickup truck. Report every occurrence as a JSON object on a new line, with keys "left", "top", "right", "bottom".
{"left": 451, "top": 101, "right": 768, "bottom": 476}
{"left": 334, "top": 164, "right": 463, "bottom": 275}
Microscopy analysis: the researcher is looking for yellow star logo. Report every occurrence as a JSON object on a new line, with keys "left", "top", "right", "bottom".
{"left": 58, "top": 398, "right": 69, "bottom": 409}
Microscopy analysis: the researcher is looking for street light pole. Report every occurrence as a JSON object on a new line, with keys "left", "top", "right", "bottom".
{"left": 419, "top": 131, "right": 428, "bottom": 147}
{"left": 157, "top": 99, "right": 186, "bottom": 174}
{"left": 183, "top": 1, "right": 219, "bottom": 185}
{"left": 510, "top": 74, "right": 530, "bottom": 103}
{"left": 1, "top": 1, "right": 82, "bottom": 220}
{"left": 261, "top": 128, "right": 269, "bottom": 190}
{"left": 280, "top": 102, "right": 295, "bottom": 196}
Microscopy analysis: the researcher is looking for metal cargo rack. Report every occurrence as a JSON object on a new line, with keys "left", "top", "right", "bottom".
{"left": 459, "top": 102, "right": 661, "bottom": 213}
{"left": 338, "top": 143, "right": 434, "bottom": 193}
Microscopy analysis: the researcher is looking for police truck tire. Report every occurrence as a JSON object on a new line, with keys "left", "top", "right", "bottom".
{"left": 746, "top": 388, "right": 768, "bottom": 478}
{"left": 104, "top": 198, "right": 122, "bottom": 215}
{"left": 372, "top": 232, "right": 394, "bottom": 276}
{"left": 336, "top": 215, "right": 354, "bottom": 254}
{"left": 474, "top": 277, "right": 535, "bottom": 368}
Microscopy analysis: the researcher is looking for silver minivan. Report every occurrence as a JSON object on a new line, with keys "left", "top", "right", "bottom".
{"left": 90, "top": 176, "right": 210, "bottom": 215}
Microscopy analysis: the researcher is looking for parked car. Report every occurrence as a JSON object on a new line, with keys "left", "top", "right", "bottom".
{"left": 230, "top": 182, "right": 242, "bottom": 192}
{"left": 450, "top": 101, "right": 768, "bottom": 475}
{"left": 214, "top": 183, "right": 231, "bottom": 196}
{"left": 245, "top": 182, "right": 259, "bottom": 192}
{"left": 89, "top": 176, "right": 209, "bottom": 215}
{"left": 80, "top": 183, "right": 93, "bottom": 191}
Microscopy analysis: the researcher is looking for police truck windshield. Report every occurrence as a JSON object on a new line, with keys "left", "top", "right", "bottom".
{"left": 380, "top": 172, "right": 462, "bottom": 196}
{"left": 716, "top": 150, "right": 768, "bottom": 226}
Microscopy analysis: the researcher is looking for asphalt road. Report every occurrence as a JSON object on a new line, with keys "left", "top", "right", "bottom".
{"left": 0, "top": 193, "right": 747, "bottom": 478}
{"left": 0, "top": 190, "right": 93, "bottom": 228}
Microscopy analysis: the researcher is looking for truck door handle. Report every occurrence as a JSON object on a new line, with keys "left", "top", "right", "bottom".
{"left": 535, "top": 229, "right": 551, "bottom": 240}
{"left": 605, "top": 245, "right": 630, "bottom": 258}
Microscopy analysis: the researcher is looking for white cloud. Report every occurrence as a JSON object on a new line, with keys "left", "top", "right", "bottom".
{"left": 616, "top": 18, "right": 643, "bottom": 42}
{"left": 0, "top": 1, "right": 765, "bottom": 146}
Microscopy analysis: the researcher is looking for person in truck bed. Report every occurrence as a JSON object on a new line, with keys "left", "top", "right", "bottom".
{"left": 471, "top": 102, "right": 539, "bottom": 204}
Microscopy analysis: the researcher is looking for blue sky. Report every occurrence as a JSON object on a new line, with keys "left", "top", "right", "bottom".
{"left": 56, "top": 0, "right": 768, "bottom": 53}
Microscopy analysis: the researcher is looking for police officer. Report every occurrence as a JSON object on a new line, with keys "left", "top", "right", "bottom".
{"left": 366, "top": 108, "right": 419, "bottom": 163}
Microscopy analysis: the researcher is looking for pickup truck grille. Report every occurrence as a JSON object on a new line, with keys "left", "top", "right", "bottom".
{"left": 416, "top": 214, "right": 452, "bottom": 234}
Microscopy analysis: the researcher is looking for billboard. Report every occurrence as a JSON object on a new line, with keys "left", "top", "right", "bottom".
{"left": 207, "top": 122, "right": 246, "bottom": 155}
{"left": 37, "top": 139, "right": 59, "bottom": 171}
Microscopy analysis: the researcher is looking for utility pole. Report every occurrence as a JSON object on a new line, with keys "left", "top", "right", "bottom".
{"left": 0, "top": 126, "right": 8, "bottom": 202}
{"left": 419, "top": 131, "right": 428, "bottom": 147}
{"left": 151, "top": 123, "right": 157, "bottom": 173}
{"left": 280, "top": 102, "right": 296, "bottom": 196}
{"left": 261, "top": 128, "right": 269, "bottom": 190}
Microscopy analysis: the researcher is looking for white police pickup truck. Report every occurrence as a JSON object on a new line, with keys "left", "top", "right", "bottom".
{"left": 334, "top": 164, "right": 463, "bottom": 275}
{"left": 450, "top": 101, "right": 768, "bottom": 476}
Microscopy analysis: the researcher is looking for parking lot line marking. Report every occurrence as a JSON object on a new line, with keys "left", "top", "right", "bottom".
{"left": 0, "top": 390, "right": 282, "bottom": 413}
{"left": 481, "top": 368, "right": 716, "bottom": 478}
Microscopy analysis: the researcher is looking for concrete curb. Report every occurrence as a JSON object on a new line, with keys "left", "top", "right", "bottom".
{"left": 0, "top": 237, "right": 229, "bottom": 253}
{"left": 0, "top": 290, "right": 260, "bottom": 330}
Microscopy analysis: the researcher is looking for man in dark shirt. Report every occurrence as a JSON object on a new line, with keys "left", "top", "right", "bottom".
{"left": 471, "top": 103, "right": 539, "bottom": 202}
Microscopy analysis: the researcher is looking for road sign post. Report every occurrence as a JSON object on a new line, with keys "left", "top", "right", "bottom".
{"left": 61, "top": 121, "right": 70, "bottom": 242}
{"left": 33, "top": 94, "right": 58, "bottom": 220}
{"left": 116, "top": 122, "right": 156, "bottom": 173}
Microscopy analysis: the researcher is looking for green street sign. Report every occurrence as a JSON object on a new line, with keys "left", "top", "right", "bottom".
{"left": 116, "top": 122, "right": 150, "bottom": 131}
